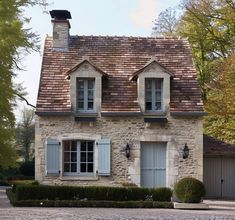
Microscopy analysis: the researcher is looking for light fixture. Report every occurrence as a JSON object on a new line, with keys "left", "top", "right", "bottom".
{"left": 183, "top": 143, "right": 189, "bottom": 159}
{"left": 125, "top": 143, "right": 131, "bottom": 159}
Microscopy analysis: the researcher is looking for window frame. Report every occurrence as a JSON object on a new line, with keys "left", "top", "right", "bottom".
{"left": 63, "top": 140, "right": 95, "bottom": 176}
{"left": 145, "top": 78, "right": 163, "bottom": 112}
{"left": 76, "top": 78, "right": 95, "bottom": 112}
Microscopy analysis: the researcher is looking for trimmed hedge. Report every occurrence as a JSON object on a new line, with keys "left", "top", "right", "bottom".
{"left": 11, "top": 200, "right": 173, "bottom": 208}
{"left": 15, "top": 185, "right": 172, "bottom": 202}
{"left": 174, "top": 177, "right": 206, "bottom": 203}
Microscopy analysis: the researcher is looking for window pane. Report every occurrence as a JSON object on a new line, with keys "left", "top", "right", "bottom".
{"left": 71, "top": 152, "right": 77, "bottom": 162}
{"left": 146, "top": 102, "right": 152, "bottom": 110}
{"left": 88, "top": 90, "right": 93, "bottom": 100}
{"left": 155, "top": 79, "right": 162, "bottom": 90}
{"left": 155, "top": 92, "right": 161, "bottom": 102}
{"left": 88, "top": 102, "right": 93, "bottom": 110}
{"left": 78, "top": 91, "right": 84, "bottom": 100}
{"left": 81, "top": 142, "right": 86, "bottom": 151}
{"left": 71, "top": 163, "right": 77, "bottom": 172}
{"left": 80, "top": 152, "right": 86, "bottom": 162}
{"left": 63, "top": 141, "right": 70, "bottom": 151}
{"left": 77, "top": 101, "right": 84, "bottom": 109}
{"left": 146, "top": 91, "right": 151, "bottom": 101}
{"left": 88, "top": 152, "right": 93, "bottom": 162}
{"left": 88, "top": 80, "right": 94, "bottom": 89}
{"left": 80, "top": 163, "right": 86, "bottom": 172}
{"left": 88, "top": 163, "right": 93, "bottom": 173}
{"left": 64, "top": 163, "right": 70, "bottom": 172}
{"left": 71, "top": 141, "right": 77, "bottom": 151}
{"left": 155, "top": 102, "right": 162, "bottom": 110}
{"left": 64, "top": 152, "right": 70, "bottom": 162}
{"left": 145, "top": 79, "right": 151, "bottom": 89}
{"left": 77, "top": 80, "right": 84, "bottom": 89}
{"left": 87, "top": 142, "right": 93, "bottom": 151}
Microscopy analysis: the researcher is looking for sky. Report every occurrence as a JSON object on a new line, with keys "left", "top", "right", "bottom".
{"left": 14, "top": 0, "right": 181, "bottom": 119}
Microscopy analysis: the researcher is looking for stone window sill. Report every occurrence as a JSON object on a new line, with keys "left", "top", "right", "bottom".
{"left": 60, "top": 176, "right": 99, "bottom": 181}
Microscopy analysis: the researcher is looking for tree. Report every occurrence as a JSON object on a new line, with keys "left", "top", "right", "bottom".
{"left": 15, "top": 108, "right": 35, "bottom": 162}
{"left": 179, "top": 0, "right": 235, "bottom": 99}
{"left": 0, "top": 0, "right": 46, "bottom": 168}
{"left": 152, "top": 7, "right": 180, "bottom": 37}
{"left": 152, "top": 0, "right": 235, "bottom": 143}
{"left": 204, "top": 56, "right": 235, "bottom": 144}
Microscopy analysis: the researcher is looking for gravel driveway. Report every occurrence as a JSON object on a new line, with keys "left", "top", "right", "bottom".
{"left": 1, "top": 187, "right": 235, "bottom": 220}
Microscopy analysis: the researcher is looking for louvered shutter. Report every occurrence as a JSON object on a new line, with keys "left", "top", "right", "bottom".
{"left": 98, "top": 138, "right": 111, "bottom": 175}
{"left": 46, "top": 138, "right": 60, "bottom": 175}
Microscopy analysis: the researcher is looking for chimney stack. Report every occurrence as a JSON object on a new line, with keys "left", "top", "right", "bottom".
{"left": 50, "top": 10, "right": 71, "bottom": 50}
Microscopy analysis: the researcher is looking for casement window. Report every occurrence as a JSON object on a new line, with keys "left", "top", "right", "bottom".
{"left": 77, "top": 78, "right": 95, "bottom": 112}
{"left": 46, "top": 137, "right": 111, "bottom": 176}
{"left": 63, "top": 140, "right": 94, "bottom": 175}
{"left": 145, "top": 78, "right": 163, "bottom": 112}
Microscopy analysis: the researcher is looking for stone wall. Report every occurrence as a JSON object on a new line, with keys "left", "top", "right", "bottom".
{"left": 35, "top": 114, "right": 203, "bottom": 187}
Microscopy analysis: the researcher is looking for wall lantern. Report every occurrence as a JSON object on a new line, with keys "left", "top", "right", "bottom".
{"left": 125, "top": 143, "right": 131, "bottom": 159}
{"left": 183, "top": 143, "right": 189, "bottom": 159}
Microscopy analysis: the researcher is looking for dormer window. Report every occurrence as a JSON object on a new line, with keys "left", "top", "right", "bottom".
{"left": 145, "top": 78, "right": 163, "bottom": 112}
{"left": 77, "top": 78, "right": 95, "bottom": 112}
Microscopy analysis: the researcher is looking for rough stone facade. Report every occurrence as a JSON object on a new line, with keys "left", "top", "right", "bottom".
{"left": 35, "top": 114, "right": 203, "bottom": 187}
{"left": 52, "top": 20, "right": 70, "bottom": 49}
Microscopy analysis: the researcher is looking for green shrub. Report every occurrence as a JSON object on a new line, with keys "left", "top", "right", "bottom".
{"left": 15, "top": 185, "right": 172, "bottom": 202}
{"left": 0, "top": 180, "right": 10, "bottom": 186}
{"left": 8, "top": 197, "right": 173, "bottom": 208}
{"left": 7, "top": 175, "right": 34, "bottom": 181}
{"left": 151, "top": 187, "right": 172, "bottom": 202}
{"left": 19, "top": 160, "right": 35, "bottom": 177}
{"left": 174, "top": 177, "right": 206, "bottom": 203}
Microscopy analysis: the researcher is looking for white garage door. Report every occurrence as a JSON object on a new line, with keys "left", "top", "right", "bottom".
{"left": 204, "top": 157, "right": 235, "bottom": 198}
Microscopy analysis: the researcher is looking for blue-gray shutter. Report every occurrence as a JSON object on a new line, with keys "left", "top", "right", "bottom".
{"left": 46, "top": 138, "right": 60, "bottom": 175}
{"left": 98, "top": 138, "right": 111, "bottom": 175}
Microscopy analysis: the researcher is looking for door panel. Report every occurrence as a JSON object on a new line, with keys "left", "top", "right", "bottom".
{"left": 141, "top": 142, "right": 166, "bottom": 188}
{"left": 222, "top": 158, "right": 235, "bottom": 198}
{"left": 204, "top": 157, "right": 235, "bottom": 198}
{"left": 203, "top": 157, "right": 221, "bottom": 198}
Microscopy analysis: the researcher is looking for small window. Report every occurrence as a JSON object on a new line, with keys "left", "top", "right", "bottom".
{"left": 77, "top": 78, "right": 95, "bottom": 111}
{"left": 63, "top": 140, "right": 94, "bottom": 175}
{"left": 145, "top": 78, "right": 163, "bottom": 112}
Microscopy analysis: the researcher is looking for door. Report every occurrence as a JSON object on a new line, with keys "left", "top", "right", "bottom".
{"left": 141, "top": 142, "right": 166, "bottom": 188}
{"left": 204, "top": 157, "right": 235, "bottom": 198}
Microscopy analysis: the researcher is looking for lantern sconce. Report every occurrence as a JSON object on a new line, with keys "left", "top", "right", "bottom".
{"left": 125, "top": 143, "right": 131, "bottom": 159}
{"left": 183, "top": 143, "right": 189, "bottom": 159}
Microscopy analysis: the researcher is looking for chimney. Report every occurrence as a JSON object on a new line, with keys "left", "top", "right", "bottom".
{"left": 50, "top": 10, "right": 72, "bottom": 50}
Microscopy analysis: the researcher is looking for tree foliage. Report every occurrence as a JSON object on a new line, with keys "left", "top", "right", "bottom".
{"left": 15, "top": 108, "right": 35, "bottom": 162}
{"left": 152, "top": 0, "right": 235, "bottom": 143}
{"left": 0, "top": 0, "right": 47, "bottom": 168}
{"left": 204, "top": 56, "right": 235, "bottom": 143}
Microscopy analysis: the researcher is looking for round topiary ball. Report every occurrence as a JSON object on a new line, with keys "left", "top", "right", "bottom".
{"left": 174, "top": 177, "right": 206, "bottom": 203}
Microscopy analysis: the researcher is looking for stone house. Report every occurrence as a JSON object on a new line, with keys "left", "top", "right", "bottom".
{"left": 35, "top": 10, "right": 205, "bottom": 187}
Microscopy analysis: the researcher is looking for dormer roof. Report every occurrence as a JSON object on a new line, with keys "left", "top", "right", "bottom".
{"left": 130, "top": 57, "right": 175, "bottom": 81}
{"left": 65, "top": 58, "right": 108, "bottom": 79}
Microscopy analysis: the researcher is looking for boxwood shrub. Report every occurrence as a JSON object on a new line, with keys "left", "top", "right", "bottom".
{"left": 174, "top": 177, "right": 206, "bottom": 203}
{"left": 15, "top": 185, "right": 172, "bottom": 202}
{"left": 10, "top": 199, "right": 173, "bottom": 208}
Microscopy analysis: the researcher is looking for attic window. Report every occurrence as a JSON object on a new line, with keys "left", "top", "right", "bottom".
{"left": 77, "top": 78, "right": 95, "bottom": 112}
{"left": 145, "top": 78, "right": 163, "bottom": 112}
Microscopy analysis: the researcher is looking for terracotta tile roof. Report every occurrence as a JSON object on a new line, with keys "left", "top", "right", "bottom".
{"left": 204, "top": 134, "right": 235, "bottom": 156}
{"left": 36, "top": 36, "right": 204, "bottom": 113}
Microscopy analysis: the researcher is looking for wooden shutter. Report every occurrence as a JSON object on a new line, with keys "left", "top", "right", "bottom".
{"left": 98, "top": 138, "right": 111, "bottom": 176}
{"left": 46, "top": 138, "right": 60, "bottom": 175}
